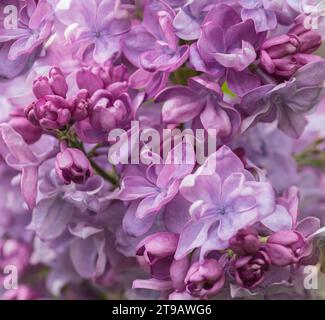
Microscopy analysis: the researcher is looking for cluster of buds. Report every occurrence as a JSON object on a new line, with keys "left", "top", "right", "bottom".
{"left": 260, "top": 19, "right": 322, "bottom": 77}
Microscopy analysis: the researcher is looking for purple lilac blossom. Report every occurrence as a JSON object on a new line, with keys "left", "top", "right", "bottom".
{"left": 0, "top": 0, "right": 324, "bottom": 301}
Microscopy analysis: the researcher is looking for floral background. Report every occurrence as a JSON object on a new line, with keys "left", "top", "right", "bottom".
{"left": 1, "top": 0, "right": 325, "bottom": 300}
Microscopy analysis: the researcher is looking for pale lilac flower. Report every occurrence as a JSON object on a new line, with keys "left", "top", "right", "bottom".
{"left": 0, "top": 0, "right": 53, "bottom": 78}
{"left": 175, "top": 145, "right": 275, "bottom": 260}
{"left": 189, "top": 4, "right": 266, "bottom": 95}
{"left": 240, "top": 61, "right": 325, "bottom": 138}
{"left": 0, "top": 124, "right": 56, "bottom": 209}
{"left": 238, "top": 0, "right": 293, "bottom": 32}
{"left": 119, "top": 142, "right": 195, "bottom": 236}
{"left": 155, "top": 76, "right": 241, "bottom": 141}
{"left": 172, "top": 0, "right": 222, "bottom": 40}
{"left": 123, "top": 0, "right": 189, "bottom": 97}
{"left": 55, "top": 0, "right": 130, "bottom": 63}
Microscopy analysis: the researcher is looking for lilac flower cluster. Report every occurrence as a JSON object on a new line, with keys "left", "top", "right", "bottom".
{"left": 1, "top": 0, "right": 325, "bottom": 300}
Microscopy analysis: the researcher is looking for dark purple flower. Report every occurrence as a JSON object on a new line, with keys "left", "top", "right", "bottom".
{"left": 25, "top": 95, "right": 72, "bottom": 130}
{"left": 234, "top": 250, "right": 271, "bottom": 289}
{"left": 55, "top": 147, "right": 93, "bottom": 184}
{"left": 229, "top": 227, "right": 261, "bottom": 255}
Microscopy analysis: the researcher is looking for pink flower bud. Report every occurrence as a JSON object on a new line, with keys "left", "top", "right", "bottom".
{"left": 184, "top": 259, "right": 225, "bottom": 299}
{"left": 265, "top": 230, "right": 307, "bottom": 266}
{"left": 32, "top": 76, "right": 54, "bottom": 99}
{"left": 70, "top": 89, "right": 90, "bottom": 121}
{"left": 136, "top": 232, "right": 178, "bottom": 280}
{"left": 28, "top": 95, "right": 72, "bottom": 130}
{"left": 48, "top": 67, "right": 68, "bottom": 98}
{"left": 229, "top": 228, "right": 261, "bottom": 255}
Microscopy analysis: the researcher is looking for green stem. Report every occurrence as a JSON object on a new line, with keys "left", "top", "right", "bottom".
{"left": 89, "top": 158, "right": 119, "bottom": 187}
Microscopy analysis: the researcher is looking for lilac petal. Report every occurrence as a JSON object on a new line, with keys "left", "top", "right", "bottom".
{"left": 122, "top": 201, "right": 156, "bottom": 236}
{"left": 119, "top": 176, "right": 157, "bottom": 201}
{"left": 93, "top": 36, "right": 120, "bottom": 64}
{"left": 200, "top": 98, "right": 234, "bottom": 137}
{"left": 180, "top": 172, "right": 221, "bottom": 205}
{"left": 201, "top": 145, "right": 245, "bottom": 182}
{"left": 296, "top": 217, "right": 321, "bottom": 238}
{"left": 156, "top": 86, "right": 206, "bottom": 123}
{"left": 70, "top": 235, "right": 106, "bottom": 279}
{"left": 261, "top": 204, "right": 293, "bottom": 232}
{"left": 0, "top": 29, "right": 30, "bottom": 42}
{"left": 173, "top": 8, "right": 201, "bottom": 40}
{"left": 156, "top": 142, "right": 195, "bottom": 188}
{"left": 0, "top": 43, "right": 31, "bottom": 79}
{"left": 214, "top": 41, "right": 256, "bottom": 72}
{"left": 27, "top": 197, "right": 74, "bottom": 241}
{"left": 140, "top": 45, "right": 189, "bottom": 72}
{"left": 21, "top": 166, "right": 38, "bottom": 210}
{"left": 174, "top": 217, "right": 215, "bottom": 259}
{"left": 123, "top": 25, "right": 156, "bottom": 67}
{"left": 143, "top": 0, "right": 175, "bottom": 40}
{"left": 163, "top": 194, "right": 191, "bottom": 234}
{"left": 197, "top": 22, "right": 225, "bottom": 65}
{"left": 203, "top": 4, "right": 241, "bottom": 32}
{"left": 55, "top": 0, "right": 97, "bottom": 27}
{"left": 8, "top": 35, "right": 42, "bottom": 61}
{"left": 286, "top": 87, "right": 325, "bottom": 113}
{"left": 227, "top": 69, "right": 261, "bottom": 97}
{"left": 277, "top": 107, "right": 307, "bottom": 139}
{"left": 133, "top": 278, "right": 172, "bottom": 291}
{"left": 241, "top": 8, "right": 277, "bottom": 32}
{"left": 294, "top": 60, "right": 325, "bottom": 87}
{"left": 76, "top": 69, "right": 104, "bottom": 95}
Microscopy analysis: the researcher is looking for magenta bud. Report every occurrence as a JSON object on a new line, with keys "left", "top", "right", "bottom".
{"left": 136, "top": 232, "right": 178, "bottom": 280}
{"left": 184, "top": 259, "right": 225, "bottom": 299}
{"left": 76, "top": 68, "right": 104, "bottom": 95}
{"left": 265, "top": 230, "right": 306, "bottom": 266}
{"left": 229, "top": 228, "right": 261, "bottom": 255}
{"left": 49, "top": 67, "right": 68, "bottom": 98}
{"left": 32, "top": 76, "right": 54, "bottom": 99}
{"left": 71, "top": 89, "right": 90, "bottom": 121}
{"left": 32, "top": 95, "right": 72, "bottom": 130}
{"left": 55, "top": 147, "right": 93, "bottom": 184}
